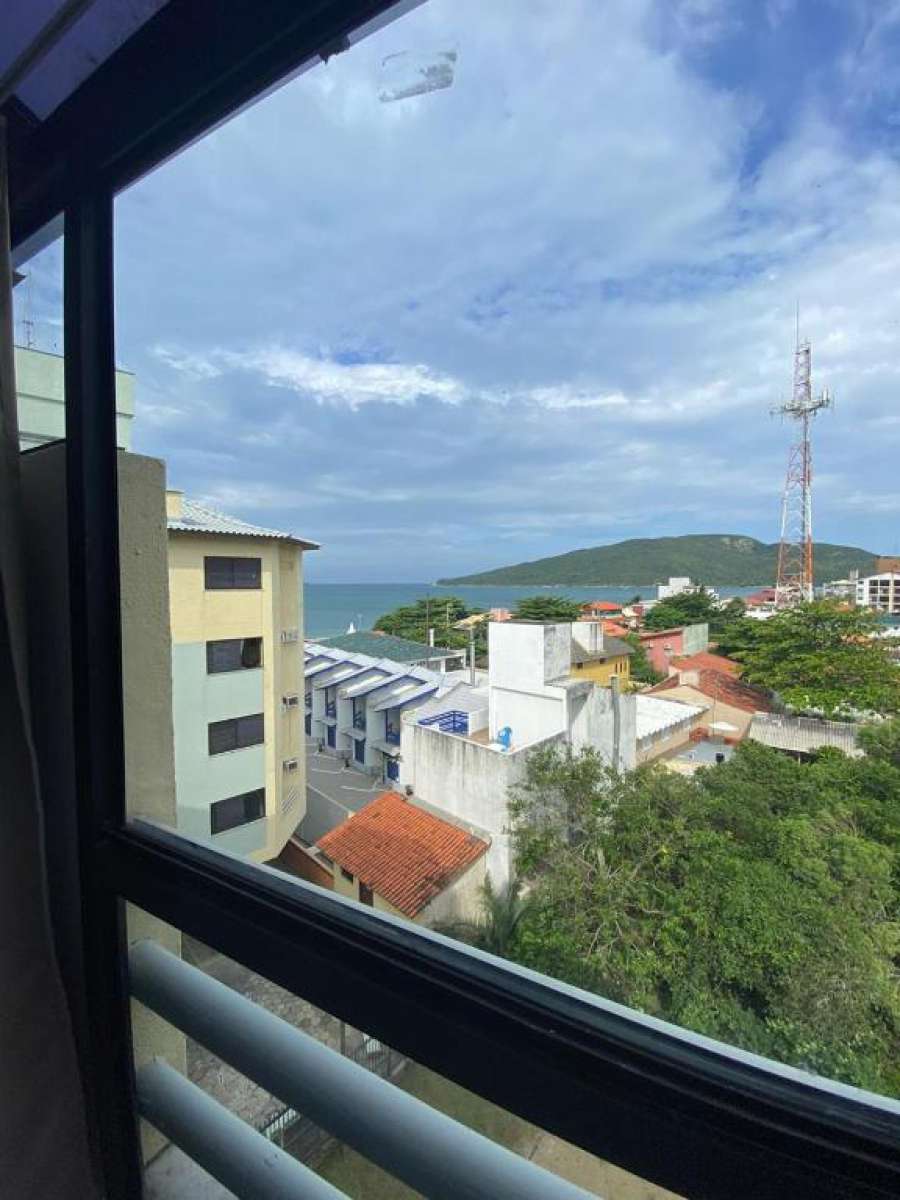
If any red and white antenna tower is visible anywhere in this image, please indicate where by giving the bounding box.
[772,313,832,607]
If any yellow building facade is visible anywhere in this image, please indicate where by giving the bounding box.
[570,636,633,686]
[166,491,317,862]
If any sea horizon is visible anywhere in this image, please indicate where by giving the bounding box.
[303,581,763,641]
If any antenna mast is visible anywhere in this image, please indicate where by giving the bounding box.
[773,319,831,607]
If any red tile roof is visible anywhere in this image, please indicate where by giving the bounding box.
[602,620,629,637]
[317,792,488,918]
[582,600,622,612]
[650,669,772,714]
[671,651,741,677]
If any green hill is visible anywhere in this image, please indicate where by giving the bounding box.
[437,534,877,588]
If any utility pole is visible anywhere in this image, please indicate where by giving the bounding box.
[773,314,831,607]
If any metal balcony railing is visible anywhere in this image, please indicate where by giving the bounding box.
[418,709,469,735]
[130,940,595,1200]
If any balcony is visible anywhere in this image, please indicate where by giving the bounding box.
[418,709,470,735]
[325,700,337,719]
[132,940,595,1200]
[353,710,366,731]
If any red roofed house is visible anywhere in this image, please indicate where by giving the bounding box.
[648,669,773,739]
[316,791,489,924]
[581,599,623,618]
[668,651,741,678]
[602,619,630,638]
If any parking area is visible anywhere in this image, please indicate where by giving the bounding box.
[298,742,386,843]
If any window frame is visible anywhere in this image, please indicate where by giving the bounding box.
[210,788,266,835]
[35,2,900,1198]
[204,555,262,591]
[208,712,265,756]
[206,637,263,674]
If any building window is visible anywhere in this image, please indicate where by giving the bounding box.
[210,787,265,834]
[208,712,265,755]
[204,555,262,590]
[206,637,262,673]
[360,882,374,906]
[340,867,354,882]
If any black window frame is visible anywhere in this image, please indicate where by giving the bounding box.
[208,713,264,756]
[210,788,266,835]
[206,637,263,674]
[22,2,900,1198]
[204,555,262,591]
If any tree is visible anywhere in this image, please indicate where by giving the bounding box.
[508,741,900,1095]
[624,632,664,684]
[373,596,484,652]
[858,717,900,768]
[436,877,532,958]
[513,595,582,622]
[736,601,900,716]
[643,587,718,631]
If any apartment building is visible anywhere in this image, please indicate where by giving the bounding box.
[305,641,446,781]
[856,572,900,615]
[14,343,134,449]
[167,491,318,861]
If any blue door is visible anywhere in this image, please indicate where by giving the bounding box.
[354,738,365,764]
[327,724,335,748]
[386,758,399,781]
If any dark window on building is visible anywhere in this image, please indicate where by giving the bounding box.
[340,867,354,882]
[210,787,265,834]
[359,882,374,906]
[204,556,262,590]
[208,713,265,755]
[206,637,263,673]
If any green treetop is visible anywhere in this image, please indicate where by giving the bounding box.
[512,595,583,622]
[735,600,900,717]
[507,737,900,1095]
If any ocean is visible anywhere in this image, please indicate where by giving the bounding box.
[303,582,761,640]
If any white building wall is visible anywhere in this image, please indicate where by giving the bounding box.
[399,720,564,888]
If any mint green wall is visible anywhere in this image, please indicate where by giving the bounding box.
[172,641,266,846]
[14,345,134,450]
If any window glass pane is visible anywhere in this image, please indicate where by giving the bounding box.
[211,788,265,834]
[208,719,238,756]
[207,639,242,673]
[233,557,262,589]
[237,713,265,748]
[115,0,900,1129]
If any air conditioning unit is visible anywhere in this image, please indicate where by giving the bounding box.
[283,758,299,773]
[280,628,299,644]
[282,693,300,710]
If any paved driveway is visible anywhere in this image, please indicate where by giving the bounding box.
[298,743,385,842]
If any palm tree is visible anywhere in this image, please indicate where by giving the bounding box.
[437,876,531,958]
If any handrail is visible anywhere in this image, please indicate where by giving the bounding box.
[138,1059,347,1200]
[130,940,597,1200]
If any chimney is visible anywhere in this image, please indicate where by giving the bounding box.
[165,489,184,519]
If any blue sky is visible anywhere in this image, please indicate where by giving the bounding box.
[20,0,900,580]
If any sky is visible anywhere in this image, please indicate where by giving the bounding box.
[18,0,900,581]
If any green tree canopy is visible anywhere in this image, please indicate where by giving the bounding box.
[513,595,582,622]
[735,600,900,716]
[643,587,718,630]
[508,740,900,1095]
[373,595,484,652]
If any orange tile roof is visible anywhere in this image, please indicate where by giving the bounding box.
[671,651,741,677]
[602,620,630,637]
[650,669,771,715]
[317,792,489,918]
